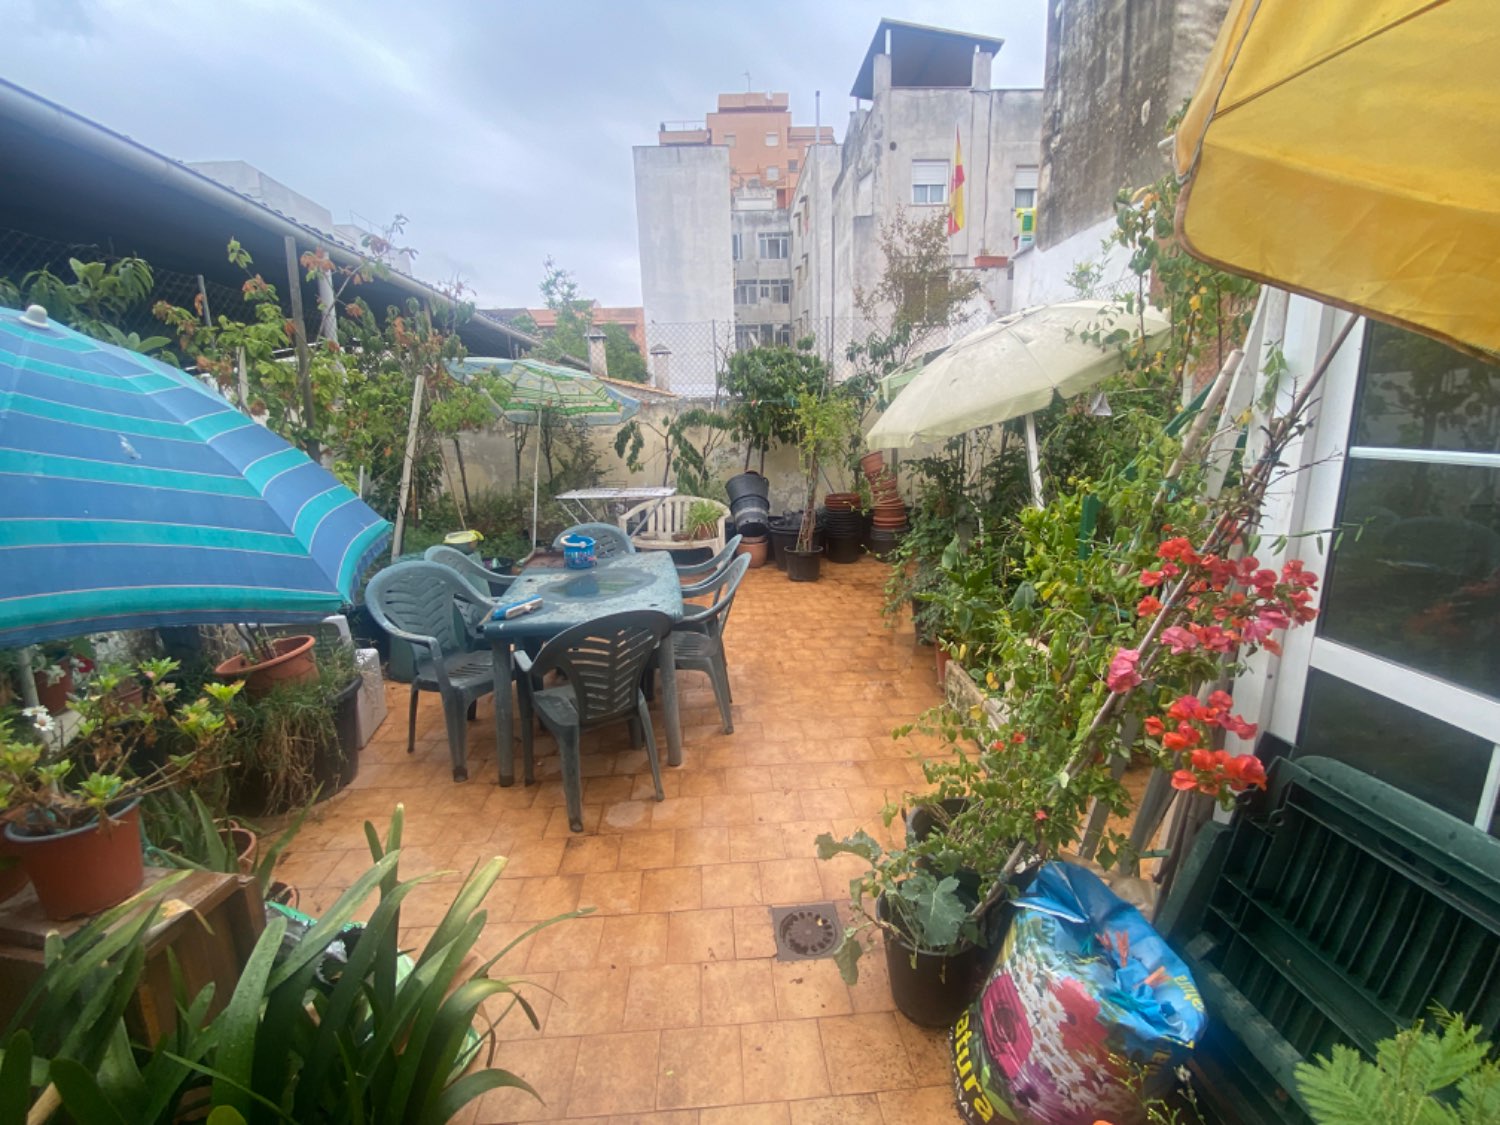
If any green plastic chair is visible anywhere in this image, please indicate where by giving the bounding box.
[365,561,502,782]
[553,523,635,559]
[423,545,515,597]
[515,610,671,832]
[676,534,743,586]
[671,553,750,734]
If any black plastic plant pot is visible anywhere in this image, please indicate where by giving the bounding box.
[825,533,863,564]
[877,893,992,1028]
[785,546,823,582]
[314,676,363,796]
[726,471,770,504]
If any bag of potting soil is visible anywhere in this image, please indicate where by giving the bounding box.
[951,861,1204,1125]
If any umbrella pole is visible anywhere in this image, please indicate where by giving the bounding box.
[532,411,542,551]
[1024,413,1045,509]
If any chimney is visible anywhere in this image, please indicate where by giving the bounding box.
[585,329,608,378]
[873,50,892,99]
[972,48,993,90]
[649,343,671,388]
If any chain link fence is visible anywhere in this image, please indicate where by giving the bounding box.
[641,307,993,400]
[0,224,276,342]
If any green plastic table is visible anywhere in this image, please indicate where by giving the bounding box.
[483,551,684,787]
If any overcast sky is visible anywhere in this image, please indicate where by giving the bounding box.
[0,0,1045,309]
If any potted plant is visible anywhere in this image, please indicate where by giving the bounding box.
[0,659,240,919]
[145,786,309,904]
[816,819,1024,1028]
[214,624,318,699]
[786,390,859,583]
[675,499,725,543]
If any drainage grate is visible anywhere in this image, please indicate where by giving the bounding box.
[770,903,841,962]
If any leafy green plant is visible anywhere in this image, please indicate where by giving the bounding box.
[791,390,860,552]
[0,805,585,1123]
[681,499,724,540]
[614,407,733,497]
[0,659,239,834]
[721,343,828,472]
[2,255,169,353]
[144,787,308,898]
[1296,1009,1500,1125]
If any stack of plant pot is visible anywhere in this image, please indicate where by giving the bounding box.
[861,451,909,560]
[726,471,771,567]
[822,492,865,564]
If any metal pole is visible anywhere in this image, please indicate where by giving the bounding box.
[282,236,319,462]
[195,274,213,326]
[1024,412,1044,508]
[390,373,426,562]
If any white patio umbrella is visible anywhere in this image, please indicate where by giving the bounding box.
[866,300,1172,506]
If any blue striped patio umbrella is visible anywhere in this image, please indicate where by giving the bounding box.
[0,305,391,648]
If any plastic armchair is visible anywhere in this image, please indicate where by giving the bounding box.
[515,610,671,832]
[365,561,502,781]
[424,545,515,597]
[553,523,635,559]
[676,535,743,588]
[669,554,750,734]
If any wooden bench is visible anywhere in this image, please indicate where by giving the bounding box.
[619,496,728,555]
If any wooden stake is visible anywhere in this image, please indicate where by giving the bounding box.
[390,373,426,562]
[282,236,319,462]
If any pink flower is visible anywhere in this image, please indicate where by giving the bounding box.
[1161,625,1199,654]
[1171,769,1199,791]
[1106,649,1142,693]
[1140,568,1165,588]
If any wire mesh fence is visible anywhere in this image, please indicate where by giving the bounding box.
[641,307,993,399]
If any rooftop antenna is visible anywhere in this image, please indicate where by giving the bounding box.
[744,70,752,91]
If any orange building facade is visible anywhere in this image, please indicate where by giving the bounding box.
[659,92,833,207]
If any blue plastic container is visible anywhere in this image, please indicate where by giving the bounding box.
[560,534,596,569]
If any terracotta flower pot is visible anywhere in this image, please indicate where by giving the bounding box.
[0,828,29,904]
[859,451,887,477]
[215,635,318,699]
[6,800,144,920]
[823,493,860,512]
[34,666,73,715]
[228,824,257,876]
[737,534,770,568]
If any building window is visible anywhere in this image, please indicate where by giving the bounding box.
[765,131,779,147]
[912,160,949,206]
[731,233,742,261]
[775,323,792,346]
[759,279,790,304]
[788,158,799,173]
[757,232,789,259]
[1292,320,1500,832]
[724,133,736,147]
[1014,187,1036,209]
[766,166,780,182]
[734,281,758,305]
[1014,165,1039,211]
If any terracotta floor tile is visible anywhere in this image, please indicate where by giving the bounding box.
[640,867,703,913]
[700,1103,790,1125]
[605,1112,699,1125]
[578,870,645,915]
[679,769,727,797]
[500,838,568,878]
[758,858,824,905]
[876,1086,961,1122]
[701,959,778,1025]
[700,862,763,908]
[798,789,855,821]
[560,834,623,874]
[601,800,656,833]
[787,1094,883,1125]
[843,945,896,1015]
[473,1035,579,1122]
[729,824,787,863]
[657,1024,743,1109]
[491,971,557,1041]
[596,913,670,968]
[700,793,757,826]
[632,771,681,801]
[665,908,737,963]
[816,1014,916,1095]
[772,958,855,1020]
[731,905,778,959]
[510,875,583,921]
[565,1030,661,1118]
[740,1019,831,1101]
[723,766,773,793]
[617,831,678,870]
[622,962,702,1030]
[751,790,804,824]
[673,826,731,866]
[525,915,606,973]
[583,775,636,805]
[650,796,704,829]
[542,803,603,837]
[895,1019,951,1083]
[543,964,630,1037]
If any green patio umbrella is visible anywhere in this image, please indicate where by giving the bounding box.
[446,357,640,547]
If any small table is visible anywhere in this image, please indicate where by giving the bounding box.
[554,485,675,526]
[484,551,685,787]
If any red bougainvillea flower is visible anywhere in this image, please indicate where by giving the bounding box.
[1140,568,1165,588]
[1144,716,1165,737]
[1137,595,1163,617]
[1171,769,1199,791]
[1158,537,1199,564]
[1163,723,1200,751]
[1011,731,1027,744]
[1190,747,1216,770]
[1161,625,1198,654]
[1106,649,1143,693]
[1035,809,1049,822]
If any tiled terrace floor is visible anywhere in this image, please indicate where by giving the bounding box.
[277,557,962,1124]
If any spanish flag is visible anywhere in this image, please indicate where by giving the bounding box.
[948,127,966,234]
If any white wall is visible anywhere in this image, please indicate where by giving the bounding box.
[1009,214,1130,309]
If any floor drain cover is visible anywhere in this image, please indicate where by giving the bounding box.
[771,903,841,961]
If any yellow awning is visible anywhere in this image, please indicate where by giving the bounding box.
[1174,0,1500,356]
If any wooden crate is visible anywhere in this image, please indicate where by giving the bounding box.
[0,867,265,1042]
